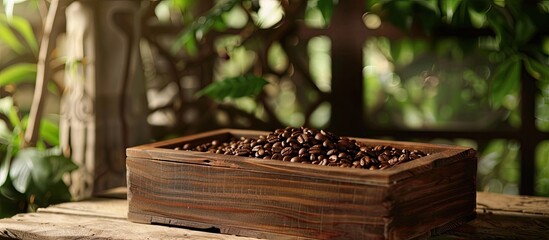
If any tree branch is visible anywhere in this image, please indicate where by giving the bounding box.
[24,0,66,147]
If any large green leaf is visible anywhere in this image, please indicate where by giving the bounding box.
[44,151,77,183]
[10,148,77,193]
[490,56,521,107]
[9,148,38,193]
[196,75,269,101]
[39,179,72,205]
[317,0,334,24]
[0,63,37,87]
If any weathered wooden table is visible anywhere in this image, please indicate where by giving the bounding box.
[1,188,548,239]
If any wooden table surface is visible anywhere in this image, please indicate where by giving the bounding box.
[1,188,548,240]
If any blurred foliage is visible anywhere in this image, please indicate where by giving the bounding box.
[367,0,549,108]
[0,97,77,218]
[478,139,520,194]
[362,0,548,196]
[536,141,549,196]
[0,0,77,218]
[195,75,268,101]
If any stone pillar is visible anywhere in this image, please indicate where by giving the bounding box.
[62,0,150,199]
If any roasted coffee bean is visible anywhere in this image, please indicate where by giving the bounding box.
[272,142,283,153]
[236,149,250,156]
[309,145,322,155]
[290,156,302,163]
[326,149,337,156]
[281,147,293,156]
[323,140,335,149]
[180,127,429,170]
[272,153,282,160]
[315,133,326,141]
[256,149,265,157]
[388,157,398,165]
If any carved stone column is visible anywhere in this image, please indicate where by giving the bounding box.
[62,0,149,199]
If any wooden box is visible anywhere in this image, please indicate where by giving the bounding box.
[126,129,477,239]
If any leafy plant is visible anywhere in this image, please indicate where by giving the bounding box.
[367,0,549,108]
[0,97,77,217]
[1,0,77,217]
[172,0,337,101]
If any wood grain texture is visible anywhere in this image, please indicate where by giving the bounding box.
[1,189,547,239]
[0,212,255,240]
[126,129,477,239]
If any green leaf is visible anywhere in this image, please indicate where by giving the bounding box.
[43,180,73,204]
[490,56,521,107]
[212,15,227,31]
[0,21,24,53]
[9,148,76,193]
[0,97,14,116]
[524,58,549,82]
[196,75,269,101]
[9,148,37,193]
[39,118,59,146]
[44,152,77,183]
[171,0,195,11]
[0,145,14,186]
[0,97,21,127]
[317,0,334,24]
[6,16,38,54]
[172,30,198,55]
[0,63,37,87]
[441,0,462,21]
[486,5,513,47]
[171,0,238,54]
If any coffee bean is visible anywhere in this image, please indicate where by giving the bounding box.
[315,133,326,141]
[290,156,302,163]
[180,127,429,170]
[281,147,293,156]
[309,145,322,155]
[327,149,337,156]
[323,140,334,149]
[272,153,282,160]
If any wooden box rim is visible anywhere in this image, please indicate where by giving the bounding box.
[127,128,476,185]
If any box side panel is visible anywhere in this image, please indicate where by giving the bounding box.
[127,157,390,239]
[386,156,477,239]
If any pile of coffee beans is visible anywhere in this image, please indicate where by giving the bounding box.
[177,127,429,170]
